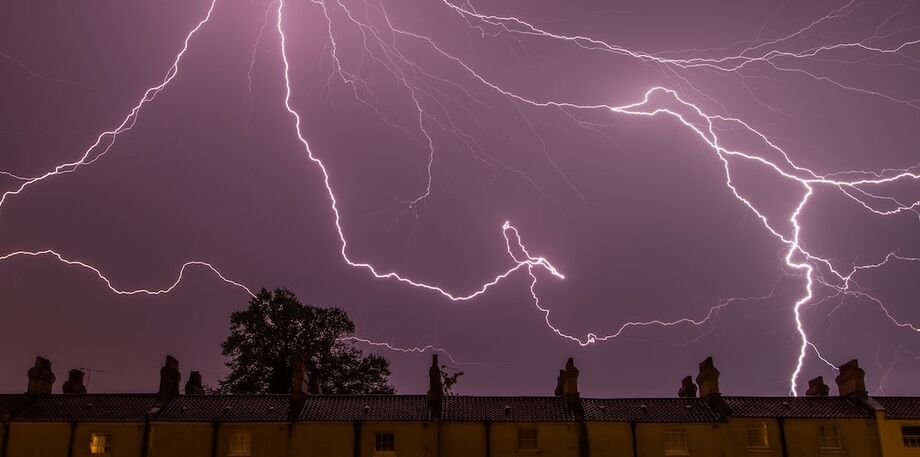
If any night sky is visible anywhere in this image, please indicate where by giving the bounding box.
[2,0,920,398]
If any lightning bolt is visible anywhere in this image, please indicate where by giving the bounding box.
[4,0,920,395]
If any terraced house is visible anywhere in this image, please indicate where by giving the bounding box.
[1,354,919,457]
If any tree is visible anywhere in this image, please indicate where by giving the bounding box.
[220,288,394,394]
[440,364,464,395]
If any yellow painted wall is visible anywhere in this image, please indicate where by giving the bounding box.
[147,422,213,457]
[878,417,920,457]
[723,418,783,456]
[215,423,289,457]
[585,422,633,457]
[635,422,727,457]
[291,422,354,457]
[5,422,72,457]
[71,423,146,457]
[359,421,435,457]
[784,418,879,456]
[440,422,485,457]
[489,422,578,456]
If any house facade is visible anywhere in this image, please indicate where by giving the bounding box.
[0,354,917,456]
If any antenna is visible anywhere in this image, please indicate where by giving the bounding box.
[79,367,107,390]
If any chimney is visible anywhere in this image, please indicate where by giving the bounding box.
[695,357,720,398]
[185,371,204,395]
[563,358,579,403]
[806,376,830,397]
[291,357,309,399]
[157,355,181,404]
[428,355,443,418]
[26,356,55,395]
[62,369,87,394]
[554,369,565,396]
[835,359,867,398]
[678,375,698,398]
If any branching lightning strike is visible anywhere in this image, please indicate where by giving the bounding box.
[3,0,920,394]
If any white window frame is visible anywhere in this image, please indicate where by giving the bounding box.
[903,426,920,448]
[227,430,252,457]
[516,427,539,452]
[745,422,770,450]
[818,423,842,451]
[664,429,690,456]
[89,432,112,456]
[374,431,396,454]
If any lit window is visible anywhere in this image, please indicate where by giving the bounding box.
[903,426,920,448]
[819,424,842,451]
[517,428,539,451]
[89,433,111,455]
[375,432,395,453]
[227,431,252,456]
[664,429,689,456]
[745,422,769,450]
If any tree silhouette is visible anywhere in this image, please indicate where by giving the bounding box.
[220,288,394,394]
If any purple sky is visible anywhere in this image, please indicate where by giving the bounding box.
[2,0,920,397]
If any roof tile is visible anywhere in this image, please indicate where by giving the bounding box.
[155,395,292,422]
[722,396,871,418]
[582,398,722,422]
[13,394,157,422]
[442,396,573,422]
[300,395,429,421]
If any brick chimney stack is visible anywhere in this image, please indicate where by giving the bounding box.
[554,369,565,397]
[696,357,721,398]
[157,355,181,404]
[26,356,55,395]
[678,375,698,398]
[563,358,580,403]
[62,369,87,394]
[806,376,830,397]
[835,359,867,398]
[185,371,204,395]
[428,355,443,419]
[291,357,309,399]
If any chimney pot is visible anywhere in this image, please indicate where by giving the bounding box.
[26,356,55,395]
[62,369,87,394]
[835,359,867,398]
[695,357,721,398]
[554,369,565,397]
[428,354,443,419]
[157,355,181,404]
[563,358,579,402]
[806,376,830,397]
[678,375,698,398]
[291,356,309,399]
[185,371,204,395]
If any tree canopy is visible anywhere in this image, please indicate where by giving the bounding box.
[220,288,394,394]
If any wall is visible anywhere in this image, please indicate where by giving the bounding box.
[441,422,486,457]
[489,422,579,456]
[634,422,727,457]
[5,422,72,457]
[585,422,633,457]
[147,422,213,457]
[784,418,879,457]
[291,422,353,457]
[878,417,920,457]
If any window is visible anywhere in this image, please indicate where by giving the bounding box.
[375,432,396,453]
[227,431,252,456]
[517,428,539,451]
[89,433,111,455]
[745,422,770,450]
[819,424,842,451]
[664,429,689,456]
[903,426,920,448]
